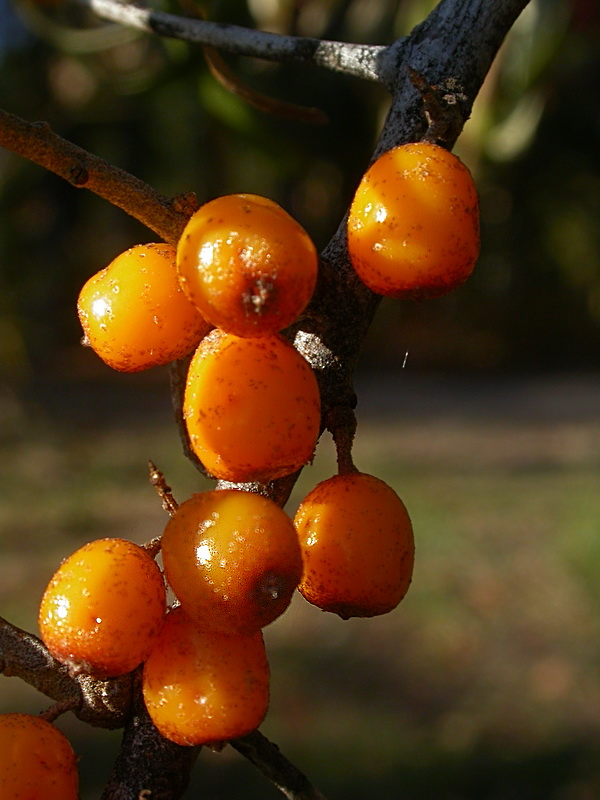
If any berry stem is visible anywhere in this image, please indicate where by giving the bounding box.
[326,405,358,475]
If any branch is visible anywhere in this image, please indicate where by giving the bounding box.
[0,617,131,729]
[100,674,200,800]
[0,108,197,244]
[76,0,388,82]
[376,0,531,152]
[218,0,532,510]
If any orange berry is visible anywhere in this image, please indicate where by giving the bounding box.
[142,606,269,746]
[294,472,414,619]
[177,194,318,337]
[77,242,211,372]
[0,713,79,800]
[183,328,321,482]
[161,489,302,635]
[347,142,480,299]
[39,538,166,678]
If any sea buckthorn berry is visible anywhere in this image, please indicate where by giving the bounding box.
[0,713,79,800]
[184,328,321,482]
[39,537,167,678]
[161,489,303,635]
[142,605,270,746]
[77,242,211,372]
[294,472,414,619]
[177,194,318,337]
[347,142,480,299]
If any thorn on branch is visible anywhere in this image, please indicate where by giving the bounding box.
[148,460,179,519]
[408,66,468,146]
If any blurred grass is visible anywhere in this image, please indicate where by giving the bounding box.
[1,370,600,799]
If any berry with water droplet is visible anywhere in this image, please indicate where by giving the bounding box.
[77,243,211,372]
[143,605,270,746]
[177,193,318,337]
[39,537,167,677]
[161,489,302,634]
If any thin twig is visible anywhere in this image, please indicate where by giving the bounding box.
[202,45,328,125]
[76,0,388,82]
[148,461,179,518]
[178,0,328,125]
[40,697,80,723]
[231,730,328,800]
[0,108,197,244]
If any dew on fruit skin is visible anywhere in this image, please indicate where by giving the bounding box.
[305,532,318,547]
[54,596,71,619]
[195,542,212,566]
[199,241,215,266]
[91,297,111,318]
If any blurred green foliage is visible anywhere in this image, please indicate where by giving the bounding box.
[0,0,599,378]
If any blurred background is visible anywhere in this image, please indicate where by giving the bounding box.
[1,0,599,798]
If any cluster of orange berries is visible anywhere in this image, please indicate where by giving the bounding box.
[3,142,479,793]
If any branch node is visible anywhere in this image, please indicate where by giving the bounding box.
[67,163,89,186]
[170,191,199,218]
